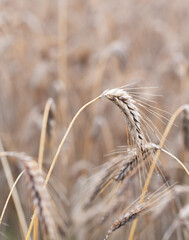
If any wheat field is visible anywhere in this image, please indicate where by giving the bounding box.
[0,0,189,239]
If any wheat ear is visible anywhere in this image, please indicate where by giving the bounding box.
[0,152,59,240]
[105,203,147,240]
[114,143,159,182]
[85,143,158,207]
[102,88,145,151]
[105,186,173,240]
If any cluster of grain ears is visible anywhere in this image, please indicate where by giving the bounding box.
[1,152,59,240]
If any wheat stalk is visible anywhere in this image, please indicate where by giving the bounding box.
[34,98,55,240]
[0,170,24,225]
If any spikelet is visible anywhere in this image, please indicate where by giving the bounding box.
[114,143,159,182]
[182,105,189,150]
[102,88,145,151]
[1,152,59,240]
[85,143,159,207]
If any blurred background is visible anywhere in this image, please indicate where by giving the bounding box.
[0,0,189,239]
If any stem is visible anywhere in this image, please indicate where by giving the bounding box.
[161,148,189,176]
[0,140,29,239]
[38,98,54,169]
[34,98,54,240]
[26,214,36,240]
[33,218,38,240]
[0,170,24,224]
[45,95,102,185]
[26,95,102,239]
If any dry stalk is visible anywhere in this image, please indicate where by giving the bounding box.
[0,170,24,225]
[27,95,102,239]
[34,98,55,240]
[0,139,29,239]
[38,98,55,169]
[102,88,145,151]
[45,95,102,186]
